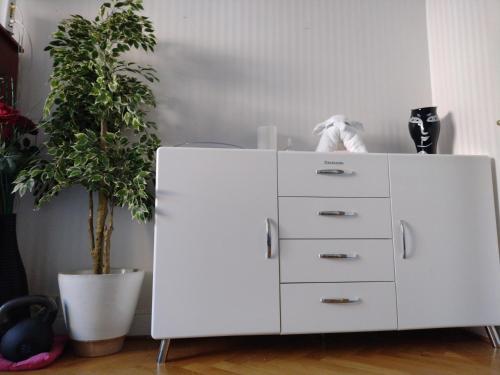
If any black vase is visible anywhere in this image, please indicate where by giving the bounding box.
[408,106,440,154]
[0,214,29,307]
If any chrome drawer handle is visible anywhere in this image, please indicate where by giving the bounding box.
[316,169,354,175]
[318,210,356,216]
[319,253,359,259]
[320,298,361,304]
[265,218,272,259]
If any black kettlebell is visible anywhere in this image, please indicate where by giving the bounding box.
[0,296,58,362]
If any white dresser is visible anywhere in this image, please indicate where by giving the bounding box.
[152,148,500,361]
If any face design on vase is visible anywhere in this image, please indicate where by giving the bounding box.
[409,113,439,153]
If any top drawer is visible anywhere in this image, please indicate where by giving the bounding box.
[278,152,389,197]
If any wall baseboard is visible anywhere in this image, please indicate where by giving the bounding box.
[129,313,152,336]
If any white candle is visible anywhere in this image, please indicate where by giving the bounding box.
[257,125,277,150]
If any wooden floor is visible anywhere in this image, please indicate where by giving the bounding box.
[31,329,500,374]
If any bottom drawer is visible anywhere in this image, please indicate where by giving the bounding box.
[280,282,397,334]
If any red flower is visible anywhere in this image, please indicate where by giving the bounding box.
[0,102,18,141]
[0,101,37,142]
[0,125,13,141]
[0,101,19,124]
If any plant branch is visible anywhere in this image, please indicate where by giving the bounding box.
[88,190,95,265]
[102,203,113,274]
[92,191,108,274]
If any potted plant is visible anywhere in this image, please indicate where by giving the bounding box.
[14,0,160,357]
[0,85,38,308]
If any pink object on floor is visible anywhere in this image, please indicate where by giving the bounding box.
[0,335,68,371]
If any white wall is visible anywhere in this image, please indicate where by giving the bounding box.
[426,0,500,157]
[14,0,432,334]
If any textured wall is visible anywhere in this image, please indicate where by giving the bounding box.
[426,0,500,157]
[14,0,431,334]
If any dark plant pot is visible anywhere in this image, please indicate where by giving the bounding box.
[0,214,29,307]
[409,106,441,154]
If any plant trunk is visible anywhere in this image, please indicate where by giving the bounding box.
[102,204,113,274]
[88,191,96,272]
[86,119,118,274]
[92,191,108,274]
[89,193,114,274]
[88,119,115,274]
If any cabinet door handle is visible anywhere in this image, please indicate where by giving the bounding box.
[319,253,358,259]
[316,169,354,175]
[320,297,361,304]
[400,219,407,259]
[318,210,356,216]
[265,218,272,259]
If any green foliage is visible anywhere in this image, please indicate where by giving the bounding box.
[14,0,160,222]
[0,132,38,215]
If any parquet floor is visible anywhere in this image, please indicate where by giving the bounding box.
[28,329,500,374]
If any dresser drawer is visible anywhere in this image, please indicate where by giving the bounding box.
[280,282,397,334]
[278,152,389,197]
[279,197,392,239]
[280,239,394,282]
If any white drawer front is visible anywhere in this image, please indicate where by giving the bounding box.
[278,152,389,197]
[281,282,397,334]
[279,197,392,239]
[280,239,394,283]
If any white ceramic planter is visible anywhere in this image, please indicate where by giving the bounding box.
[58,269,144,356]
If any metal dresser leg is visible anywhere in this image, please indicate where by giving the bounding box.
[485,326,500,349]
[157,339,172,363]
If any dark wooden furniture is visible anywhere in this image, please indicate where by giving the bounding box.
[0,24,21,102]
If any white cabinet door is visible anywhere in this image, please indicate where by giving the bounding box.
[152,148,280,339]
[389,155,500,329]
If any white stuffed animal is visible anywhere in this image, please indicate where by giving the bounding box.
[313,115,367,153]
